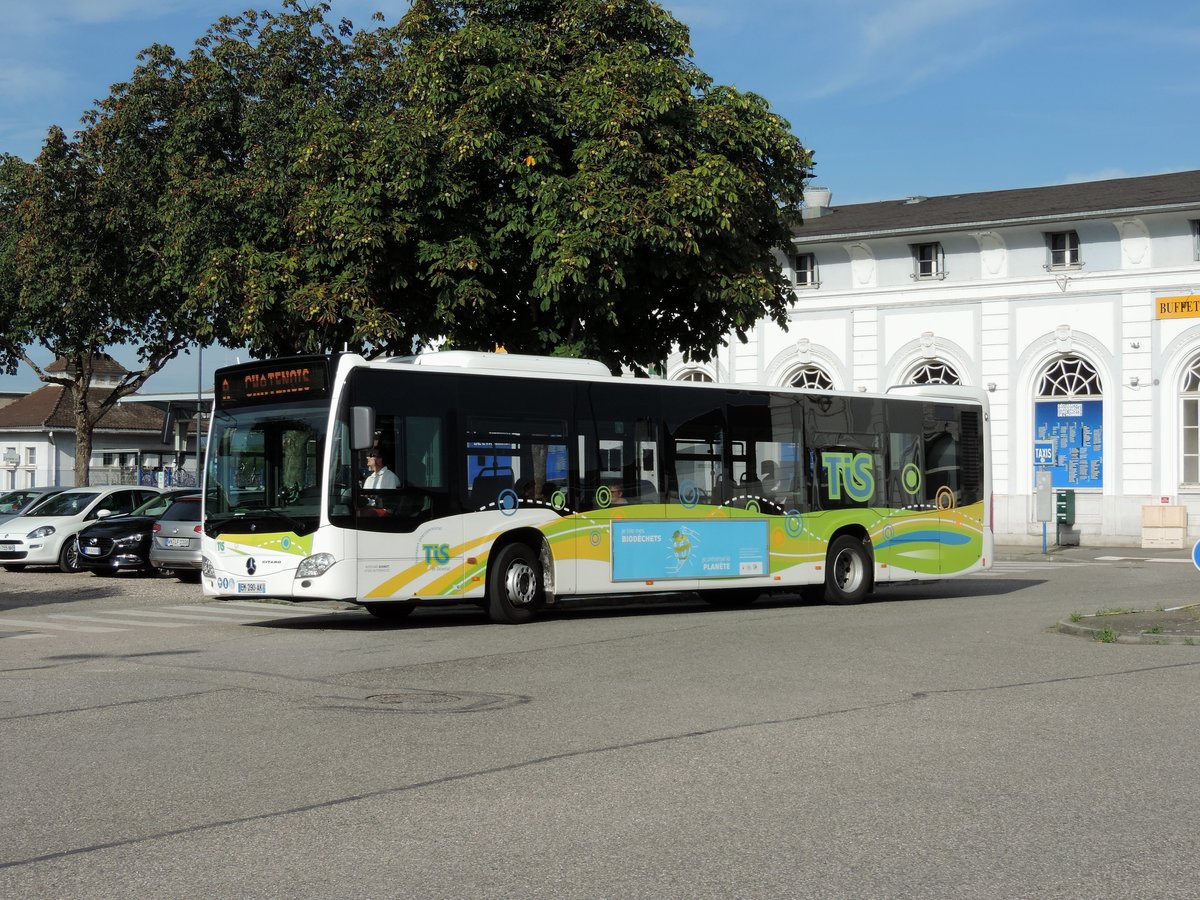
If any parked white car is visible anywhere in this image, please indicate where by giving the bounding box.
[0,486,163,573]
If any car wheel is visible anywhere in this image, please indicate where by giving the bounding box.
[59,538,82,574]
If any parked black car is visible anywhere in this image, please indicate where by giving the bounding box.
[75,489,196,575]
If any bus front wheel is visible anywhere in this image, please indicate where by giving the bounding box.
[825,535,871,604]
[488,543,541,625]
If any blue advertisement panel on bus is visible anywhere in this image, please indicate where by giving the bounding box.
[611,519,769,582]
[1033,399,1102,488]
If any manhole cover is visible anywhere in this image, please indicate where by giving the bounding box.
[366,689,530,713]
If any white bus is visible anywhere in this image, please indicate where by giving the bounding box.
[202,351,992,623]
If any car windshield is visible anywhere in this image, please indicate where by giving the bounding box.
[29,491,95,518]
[159,498,201,521]
[0,490,39,514]
[131,493,175,517]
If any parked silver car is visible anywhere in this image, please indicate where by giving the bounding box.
[148,494,203,582]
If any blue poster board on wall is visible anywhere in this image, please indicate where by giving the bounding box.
[1033,399,1103,488]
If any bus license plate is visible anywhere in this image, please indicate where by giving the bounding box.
[237,582,267,594]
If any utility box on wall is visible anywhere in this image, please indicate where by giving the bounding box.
[1055,490,1075,525]
[1142,505,1187,549]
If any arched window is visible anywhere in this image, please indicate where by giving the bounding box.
[1034,355,1103,489]
[676,370,713,383]
[1181,355,1200,483]
[789,366,833,390]
[906,361,961,385]
[1038,356,1101,396]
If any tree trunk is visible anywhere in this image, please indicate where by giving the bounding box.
[71,382,94,487]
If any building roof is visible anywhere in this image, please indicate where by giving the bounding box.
[44,353,129,377]
[0,384,164,433]
[791,169,1200,243]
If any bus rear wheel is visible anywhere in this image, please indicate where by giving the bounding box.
[488,543,541,625]
[825,535,871,604]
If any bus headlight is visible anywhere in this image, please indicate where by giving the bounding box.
[201,556,215,579]
[296,553,335,578]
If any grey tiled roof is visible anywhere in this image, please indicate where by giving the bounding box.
[791,169,1200,243]
[0,384,164,433]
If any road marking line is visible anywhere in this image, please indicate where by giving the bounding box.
[217,601,327,616]
[161,605,317,618]
[100,609,273,623]
[49,614,193,629]
[1094,556,1191,563]
[162,602,324,619]
[0,618,124,633]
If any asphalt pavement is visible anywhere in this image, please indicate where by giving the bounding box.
[998,541,1200,644]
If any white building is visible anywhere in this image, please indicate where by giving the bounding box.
[667,170,1200,546]
[0,355,205,489]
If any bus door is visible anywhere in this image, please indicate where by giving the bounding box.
[922,403,983,575]
[884,400,969,576]
[578,383,667,593]
[345,373,459,603]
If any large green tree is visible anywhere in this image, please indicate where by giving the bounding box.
[0,74,217,486]
[107,0,812,372]
[377,0,813,371]
[1,0,812,470]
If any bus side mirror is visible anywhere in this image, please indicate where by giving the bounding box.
[351,406,375,451]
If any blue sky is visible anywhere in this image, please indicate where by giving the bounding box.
[2,0,1198,392]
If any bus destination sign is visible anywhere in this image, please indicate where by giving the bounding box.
[217,359,330,407]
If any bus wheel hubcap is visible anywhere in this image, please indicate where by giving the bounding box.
[835,550,862,591]
[505,561,537,606]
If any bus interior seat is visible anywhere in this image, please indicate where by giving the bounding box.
[635,479,658,503]
[712,474,732,505]
[471,470,514,507]
[740,472,763,497]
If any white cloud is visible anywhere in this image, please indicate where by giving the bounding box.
[807,0,1028,100]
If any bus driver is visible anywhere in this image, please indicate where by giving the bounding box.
[363,446,400,490]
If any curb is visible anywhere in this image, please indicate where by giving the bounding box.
[1056,617,1200,646]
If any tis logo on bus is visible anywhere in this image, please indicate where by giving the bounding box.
[422,544,451,566]
[822,452,875,502]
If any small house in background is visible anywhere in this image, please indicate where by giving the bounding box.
[0,354,203,489]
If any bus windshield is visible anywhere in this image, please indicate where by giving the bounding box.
[205,399,328,535]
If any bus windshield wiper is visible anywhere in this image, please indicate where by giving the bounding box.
[206,508,312,537]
